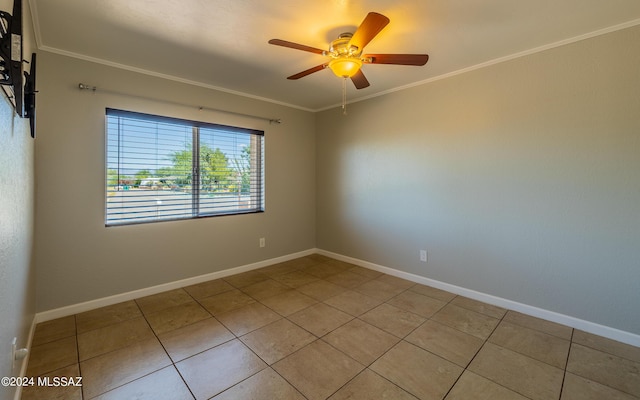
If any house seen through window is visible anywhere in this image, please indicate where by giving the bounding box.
[105,108,264,226]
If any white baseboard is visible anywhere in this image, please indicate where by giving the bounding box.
[34,247,640,348]
[317,249,640,348]
[35,249,315,323]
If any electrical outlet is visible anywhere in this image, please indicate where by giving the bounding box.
[420,250,428,263]
[10,337,28,371]
[259,237,265,248]
[11,337,16,370]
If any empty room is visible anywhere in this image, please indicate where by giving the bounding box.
[1,0,639,399]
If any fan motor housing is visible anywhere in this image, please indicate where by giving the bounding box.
[329,33,362,57]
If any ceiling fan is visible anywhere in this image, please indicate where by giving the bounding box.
[268,12,429,90]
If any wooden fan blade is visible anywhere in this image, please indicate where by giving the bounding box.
[268,39,325,55]
[287,64,328,80]
[364,54,429,66]
[350,69,370,89]
[349,12,390,51]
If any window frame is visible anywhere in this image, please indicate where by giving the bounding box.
[105,108,264,226]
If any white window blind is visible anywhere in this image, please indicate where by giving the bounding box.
[106,109,264,226]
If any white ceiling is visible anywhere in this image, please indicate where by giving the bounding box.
[28,0,640,111]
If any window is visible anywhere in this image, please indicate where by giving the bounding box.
[106,109,264,226]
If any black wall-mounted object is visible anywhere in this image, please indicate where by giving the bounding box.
[1,0,36,138]
[24,52,36,138]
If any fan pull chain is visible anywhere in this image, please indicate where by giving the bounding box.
[342,77,347,115]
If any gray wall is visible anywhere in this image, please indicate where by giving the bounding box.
[0,1,36,398]
[34,53,316,311]
[316,26,640,335]
[0,69,36,400]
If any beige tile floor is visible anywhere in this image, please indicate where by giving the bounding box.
[22,254,640,400]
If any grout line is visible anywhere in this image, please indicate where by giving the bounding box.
[432,296,505,400]
[73,314,85,400]
[136,299,195,399]
[83,302,170,399]
[557,329,576,400]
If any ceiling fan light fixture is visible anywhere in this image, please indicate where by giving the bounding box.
[268,11,428,113]
[328,57,363,78]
